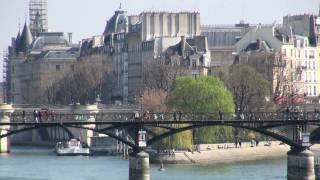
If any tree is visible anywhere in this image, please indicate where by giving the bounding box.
[165,76,235,146]
[141,89,167,112]
[142,59,191,92]
[39,54,112,105]
[213,64,271,113]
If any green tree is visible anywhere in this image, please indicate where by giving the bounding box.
[163,76,235,147]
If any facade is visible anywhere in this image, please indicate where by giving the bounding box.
[7,30,79,104]
[201,22,250,67]
[81,8,210,104]
[283,14,318,46]
[234,24,320,102]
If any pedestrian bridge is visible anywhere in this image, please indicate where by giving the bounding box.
[0,103,319,180]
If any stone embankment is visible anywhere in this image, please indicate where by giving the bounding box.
[149,141,290,164]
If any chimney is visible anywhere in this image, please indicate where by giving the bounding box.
[68,32,73,44]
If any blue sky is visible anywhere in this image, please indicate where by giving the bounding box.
[0,0,319,81]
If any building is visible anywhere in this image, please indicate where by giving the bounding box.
[81,8,211,104]
[201,21,250,67]
[283,14,318,46]
[234,23,319,103]
[7,29,79,104]
[6,0,79,104]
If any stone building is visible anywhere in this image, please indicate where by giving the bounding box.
[81,8,210,104]
[7,28,79,104]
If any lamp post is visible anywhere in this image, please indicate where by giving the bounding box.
[140,95,143,121]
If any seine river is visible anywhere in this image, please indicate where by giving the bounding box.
[0,147,286,180]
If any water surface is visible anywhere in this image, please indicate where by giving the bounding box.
[0,147,286,180]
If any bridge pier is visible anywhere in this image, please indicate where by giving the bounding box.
[71,104,99,146]
[129,150,150,180]
[0,103,14,153]
[287,147,315,180]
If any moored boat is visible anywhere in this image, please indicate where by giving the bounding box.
[55,139,90,156]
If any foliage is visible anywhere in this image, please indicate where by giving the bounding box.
[163,76,235,146]
[167,76,234,113]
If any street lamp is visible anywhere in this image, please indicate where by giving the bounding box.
[140,95,143,121]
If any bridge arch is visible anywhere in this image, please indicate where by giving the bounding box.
[0,124,136,148]
[147,123,300,147]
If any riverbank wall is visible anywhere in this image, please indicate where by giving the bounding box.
[150,141,290,164]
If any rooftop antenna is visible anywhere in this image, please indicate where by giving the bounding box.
[119,2,122,10]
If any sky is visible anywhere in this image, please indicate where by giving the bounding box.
[0,0,319,81]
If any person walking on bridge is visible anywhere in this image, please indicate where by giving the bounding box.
[33,110,38,123]
[219,110,223,120]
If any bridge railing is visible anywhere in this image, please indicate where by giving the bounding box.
[7,111,320,123]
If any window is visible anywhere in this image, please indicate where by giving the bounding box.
[305,72,308,82]
[309,50,315,59]
[310,86,312,96]
[11,83,14,92]
[291,49,293,56]
[56,65,61,71]
[309,72,311,82]
[313,61,316,70]
[305,50,308,59]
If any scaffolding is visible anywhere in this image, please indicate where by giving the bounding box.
[2,50,9,103]
[29,0,48,37]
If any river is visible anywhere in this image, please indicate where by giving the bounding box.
[0,147,287,180]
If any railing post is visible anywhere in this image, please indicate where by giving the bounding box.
[0,103,14,153]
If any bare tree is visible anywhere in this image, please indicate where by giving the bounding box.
[213,64,271,113]
[142,59,191,92]
[39,54,112,105]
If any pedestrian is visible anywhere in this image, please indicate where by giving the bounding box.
[251,139,255,147]
[134,111,139,121]
[38,110,42,122]
[173,112,177,121]
[34,110,38,123]
[22,110,26,122]
[240,113,244,120]
[239,140,242,148]
[256,139,259,146]
[235,139,238,148]
[219,110,223,120]
[178,111,182,121]
[285,107,290,120]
